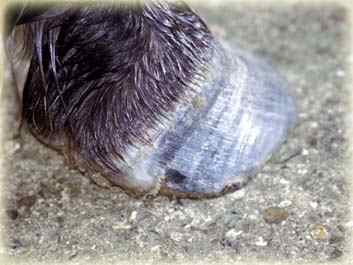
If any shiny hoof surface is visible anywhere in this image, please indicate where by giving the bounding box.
[117,42,297,199]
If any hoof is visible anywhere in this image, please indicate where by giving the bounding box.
[115,41,297,198]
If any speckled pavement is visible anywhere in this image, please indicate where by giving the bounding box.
[0,1,351,264]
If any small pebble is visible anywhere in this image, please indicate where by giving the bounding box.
[311,224,329,240]
[129,211,138,222]
[263,207,289,224]
[225,229,243,241]
[112,222,131,230]
[279,179,290,185]
[298,168,308,175]
[254,236,268,247]
[309,201,318,209]
[279,200,292,207]
[301,148,309,156]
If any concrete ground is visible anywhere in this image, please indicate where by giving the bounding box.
[1,1,351,264]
